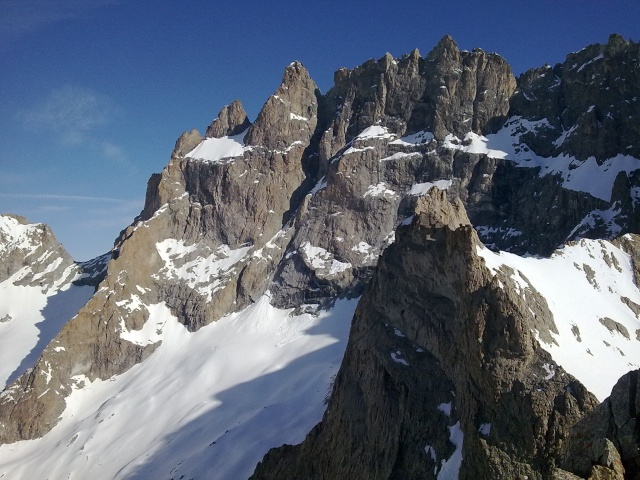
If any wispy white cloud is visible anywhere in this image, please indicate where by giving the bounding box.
[0,193,139,203]
[20,85,116,145]
[0,0,119,45]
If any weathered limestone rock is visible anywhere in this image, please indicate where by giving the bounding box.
[511,34,640,162]
[205,99,251,138]
[245,61,319,151]
[171,128,202,158]
[560,369,639,479]
[252,190,598,479]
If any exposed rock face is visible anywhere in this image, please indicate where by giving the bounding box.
[245,61,319,150]
[560,369,640,479]
[252,190,599,479]
[171,128,202,158]
[317,35,516,175]
[0,215,108,441]
[0,214,106,289]
[511,34,640,162]
[1,36,639,476]
[0,214,75,287]
[205,99,251,138]
[0,61,320,442]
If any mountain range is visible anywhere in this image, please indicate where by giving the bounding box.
[1,34,639,479]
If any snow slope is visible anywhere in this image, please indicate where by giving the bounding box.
[0,295,357,480]
[186,130,248,162]
[478,236,640,401]
[0,216,95,389]
[0,276,93,389]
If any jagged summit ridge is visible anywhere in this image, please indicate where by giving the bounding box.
[0,34,639,480]
[205,99,251,139]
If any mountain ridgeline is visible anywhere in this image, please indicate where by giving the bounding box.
[1,34,640,479]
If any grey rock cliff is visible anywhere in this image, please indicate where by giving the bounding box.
[245,61,319,150]
[0,60,320,442]
[511,34,640,162]
[252,190,598,479]
[205,99,251,138]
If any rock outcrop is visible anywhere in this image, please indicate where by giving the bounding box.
[252,190,600,479]
[205,99,251,138]
[559,369,639,479]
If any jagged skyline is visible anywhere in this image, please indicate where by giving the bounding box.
[1,0,639,260]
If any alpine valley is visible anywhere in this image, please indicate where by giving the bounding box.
[1,34,640,479]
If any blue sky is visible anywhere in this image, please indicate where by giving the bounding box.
[1,0,639,261]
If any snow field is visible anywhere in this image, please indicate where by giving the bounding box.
[477,238,640,401]
[0,295,358,480]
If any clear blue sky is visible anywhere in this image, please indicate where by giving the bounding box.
[1,0,639,261]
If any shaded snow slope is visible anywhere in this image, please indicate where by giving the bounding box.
[477,236,640,401]
[0,215,96,389]
[0,295,357,480]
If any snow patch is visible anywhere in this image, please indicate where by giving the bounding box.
[155,239,252,301]
[437,422,464,480]
[409,180,452,196]
[485,117,640,202]
[479,423,491,436]
[443,132,508,159]
[355,125,395,140]
[363,182,397,198]
[437,402,452,417]
[300,242,351,276]
[390,130,434,146]
[186,130,248,162]
[390,351,409,366]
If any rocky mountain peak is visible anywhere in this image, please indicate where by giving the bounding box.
[2,35,640,479]
[171,128,202,158]
[252,189,602,479]
[427,33,460,64]
[205,99,251,139]
[245,61,319,150]
[414,188,470,231]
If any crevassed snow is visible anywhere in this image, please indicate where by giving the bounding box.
[409,180,452,196]
[483,117,640,202]
[477,239,640,401]
[0,295,359,480]
[186,130,247,162]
